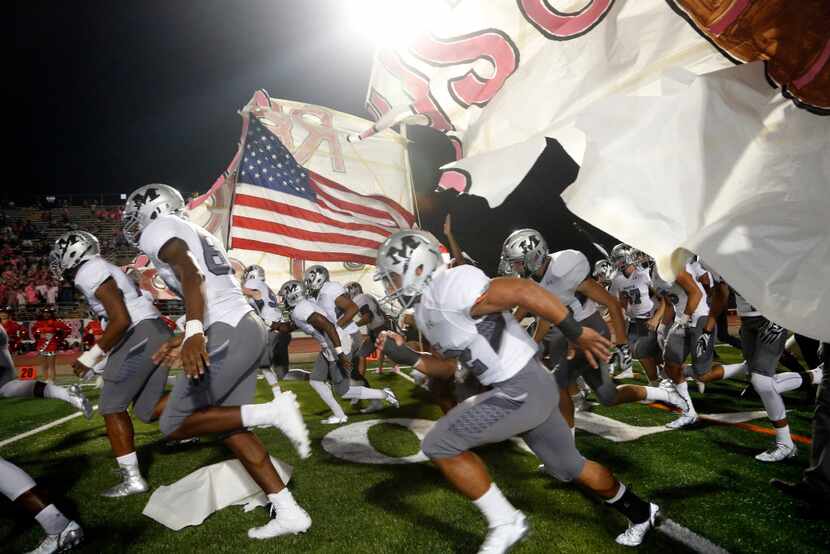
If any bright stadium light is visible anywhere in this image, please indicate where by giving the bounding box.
[345,0,449,48]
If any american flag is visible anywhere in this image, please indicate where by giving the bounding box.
[229,117,415,264]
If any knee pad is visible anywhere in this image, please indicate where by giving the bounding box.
[595,382,617,406]
[420,428,460,460]
[750,373,787,421]
[771,372,803,393]
[0,379,37,398]
[0,457,36,501]
[542,452,586,483]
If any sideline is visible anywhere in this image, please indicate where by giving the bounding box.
[0,404,99,449]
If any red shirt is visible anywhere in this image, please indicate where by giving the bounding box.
[31,319,70,353]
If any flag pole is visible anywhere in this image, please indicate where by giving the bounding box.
[400,123,421,228]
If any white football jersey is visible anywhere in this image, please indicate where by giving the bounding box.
[353,293,386,331]
[653,261,709,324]
[735,292,761,318]
[244,278,282,325]
[139,215,251,328]
[291,298,351,360]
[415,265,537,386]
[536,250,596,321]
[74,255,159,330]
[610,267,654,318]
[314,281,359,335]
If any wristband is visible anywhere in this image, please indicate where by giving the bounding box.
[78,344,106,367]
[556,313,583,342]
[334,346,344,355]
[382,339,422,366]
[185,320,205,341]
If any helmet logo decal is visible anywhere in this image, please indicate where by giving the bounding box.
[386,235,421,265]
[519,235,540,254]
[132,187,160,208]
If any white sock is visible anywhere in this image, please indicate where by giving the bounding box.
[806,367,823,385]
[774,425,794,447]
[35,504,69,536]
[472,484,518,528]
[116,452,138,468]
[309,381,346,418]
[241,403,272,427]
[674,381,696,415]
[42,383,71,403]
[267,488,300,513]
[342,386,384,401]
[262,369,279,388]
[0,379,37,398]
[644,386,669,403]
[722,362,748,380]
[605,482,626,504]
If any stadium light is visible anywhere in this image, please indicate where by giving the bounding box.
[345,0,449,48]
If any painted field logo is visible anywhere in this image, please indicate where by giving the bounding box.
[321,418,435,464]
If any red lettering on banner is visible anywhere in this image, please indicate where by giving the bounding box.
[376,49,454,132]
[519,0,615,40]
[410,30,520,108]
[291,107,346,174]
[366,88,392,121]
[263,101,295,150]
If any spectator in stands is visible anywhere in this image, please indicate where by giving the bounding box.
[25,283,38,305]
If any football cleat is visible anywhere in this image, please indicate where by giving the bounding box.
[382,387,399,408]
[266,391,311,459]
[614,368,635,380]
[755,442,797,463]
[477,511,529,554]
[26,520,84,554]
[664,388,689,412]
[572,392,590,413]
[248,504,311,539]
[101,466,149,498]
[320,414,348,425]
[66,385,94,419]
[665,412,698,429]
[615,502,659,547]
[359,399,384,414]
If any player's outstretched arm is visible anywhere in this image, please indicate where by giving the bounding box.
[334,294,359,329]
[309,312,351,370]
[577,277,628,345]
[73,278,132,377]
[376,331,456,379]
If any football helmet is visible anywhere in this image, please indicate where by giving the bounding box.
[374,230,442,313]
[609,243,634,271]
[593,259,614,286]
[345,281,363,299]
[244,264,266,282]
[122,183,185,246]
[499,229,548,278]
[303,265,329,297]
[49,231,100,281]
[278,280,306,310]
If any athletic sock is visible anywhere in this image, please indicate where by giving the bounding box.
[42,383,71,403]
[35,504,70,536]
[644,386,670,403]
[116,452,139,469]
[722,362,748,380]
[674,381,696,414]
[342,386,384,401]
[605,482,651,524]
[241,403,273,427]
[267,488,301,514]
[472,484,519,528]
[309,381,346,418]
[262,369,280,392]
[774,425,794,448]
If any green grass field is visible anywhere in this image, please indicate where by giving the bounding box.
[2,348,828,553]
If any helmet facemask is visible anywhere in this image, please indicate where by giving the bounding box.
[374,231,442,317]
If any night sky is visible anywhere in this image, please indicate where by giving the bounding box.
[14,0,615,274]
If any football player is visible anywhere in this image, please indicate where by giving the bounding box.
[1,326,92,417]
[278,280,398,424]
[49,230,175,497]
[242,264,287,395]
[0,306,26,354]
[123,183,311,539]
[346,281,391,412]
[1,457,83,553]
[375,230,659,551]
[500,230,686,431]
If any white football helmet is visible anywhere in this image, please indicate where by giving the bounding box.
[374,230,443,313]
[49,231,100,281]
[278,280,306,310]
[593,259,614,286]
[244,264,266,282]
[122,183,185,246]
[500,228,548,277]
[303,265,330,297]
[610,243,634,271]
[345,281,363,299]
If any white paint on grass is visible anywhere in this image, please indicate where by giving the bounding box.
[658,518,730,554]
[321,418,434,464]
[0,404,99,448]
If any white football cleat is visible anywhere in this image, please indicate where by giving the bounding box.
[572,392,590,413]
[477,511,529,554]
[614,368,635,380]
[382,387,399,408]
[320,414,348,425]
[755,442,797,463]
[615,502,659,547]
[26,520,84,554]
[66,385,93,420]
[101,466,149,498]
[664,388,689,412]
[359,399,384,414]
[265,391,311,459]
[248,504,311,540]
[665,412,698,429]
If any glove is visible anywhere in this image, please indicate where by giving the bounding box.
[612,344,632,372]
[695,330,713,359]
[759,321,786,345]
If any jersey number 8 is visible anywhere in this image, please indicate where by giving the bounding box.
[199,235,232,276]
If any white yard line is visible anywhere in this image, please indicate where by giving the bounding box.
[389,368,731,553]
[0,404,98,449]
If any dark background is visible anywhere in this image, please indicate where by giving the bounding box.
[13,0,615,274]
